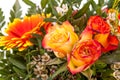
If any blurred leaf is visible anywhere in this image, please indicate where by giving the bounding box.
[50,63,67,79]
[96,6,102,15]
[44,18,57,22]
[91,0,102,15]
[26,7,37,16]
[9,0,22,22]
[95,60,107,69]
[72,14,87,30]
[23,0,38,16]
[0,69,10,75]
[0,8,5,30]
[73,1,91,19]
[32,34,42,49]
[22,0,36,8]
[12,76,19,80]
[41,0,48,9]
[13,67,26,78]
[66,7,72,19]
[49,0,59,17]
[106,0,114,8]
[0,52,4,60]
[100,49,120,64]
[46,58,64,65]
[8,57,26,70]
[13,0,21,11]
[81,68,93,80]
[0,78,5,80]
[98,0,104,7]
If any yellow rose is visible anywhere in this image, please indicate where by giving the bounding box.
[42,21,78,58]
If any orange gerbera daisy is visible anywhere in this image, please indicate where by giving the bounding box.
[0,14,51,51]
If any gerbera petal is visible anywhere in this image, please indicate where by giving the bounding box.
[0,14,51,51]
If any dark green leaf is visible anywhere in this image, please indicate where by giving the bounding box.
[8,57,26,70]
[73,1,91,19]
[95,60,107,69]
[0,69,10,75]
[0,52,4,60]
[106,0,114,8]
[44,18,57,22]
[66,7,72,19]
[96,6,102,15]
[49,0,59,17]
[91,0,97,11]
[41,0,48,9]
[13,67,26,78]
[98,0,104,7]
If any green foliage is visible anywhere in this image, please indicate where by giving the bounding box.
[73,0,91,19]
[23,0,41,16]
[41,0,48,9]
[9,0,22,22]
[0,8,5,31]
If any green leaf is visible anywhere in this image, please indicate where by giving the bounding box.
[91,0,97,11]
[8,57,26,70]
[49,0,59,17]
[46,58,64,65]
[98,0,104,7]
[81,68,93,80]
[100,49,120,64]
[66,7,72,19]
[0,52,4,60]
[0,8,5,29]
[0,69,9,75]
[44,18,57,22]
[41,0,48,9]
[9,0,22,22]
[50,63,67,79]
[23,0,36,8]
[72,15,87,31]
[13,67,26,78]
[95,60,107,69]
[106,0,114,8]
[13,0,21,11]
[73,1,91,19]
[0,78,5,80]
[32,33,42,49]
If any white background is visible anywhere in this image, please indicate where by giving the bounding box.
[0,0,98,23]
[0,0,40,22]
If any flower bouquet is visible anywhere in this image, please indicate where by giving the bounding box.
[0,0,120,80]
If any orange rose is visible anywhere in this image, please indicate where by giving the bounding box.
[87,15,119,52]
[87,15,110,33]
[102,35,119,52]
[42,21,78,58]
[67,39,101,75]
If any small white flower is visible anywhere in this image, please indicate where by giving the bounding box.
[62,4,68,13]
[113,70,120,80]
[56,4,68,16]
[108,12,116,21]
